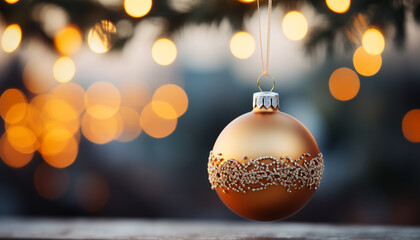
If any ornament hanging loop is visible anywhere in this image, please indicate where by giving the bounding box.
[257,73,275,93]
[256,0,275,92]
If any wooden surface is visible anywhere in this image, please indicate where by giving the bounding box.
[0,218,419,239]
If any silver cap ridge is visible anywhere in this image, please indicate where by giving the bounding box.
[253,92,279,109]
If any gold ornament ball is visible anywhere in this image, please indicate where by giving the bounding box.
[208,92,324,222]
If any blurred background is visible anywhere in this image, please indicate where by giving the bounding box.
[0,0,419,225]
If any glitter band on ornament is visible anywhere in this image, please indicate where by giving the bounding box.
[208,151,324,193]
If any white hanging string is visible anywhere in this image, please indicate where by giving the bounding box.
[257,0,272,76]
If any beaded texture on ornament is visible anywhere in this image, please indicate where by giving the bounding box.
[208,151,324,193]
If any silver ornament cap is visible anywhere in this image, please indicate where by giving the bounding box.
[253,91,279,109]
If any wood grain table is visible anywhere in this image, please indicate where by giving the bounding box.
[0,218,419,239]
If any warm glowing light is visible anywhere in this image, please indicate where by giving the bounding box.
[0,89,26,116]
[0,88,27,124]
[152,84,188,119]
[117,107,142,142]
[229,31,255,59]
[54,25,82,56]
[34,163,69,200]
[85,81,121,119]
[151,38,177,66]
[282,11,308,41]
[124,0,152,18]
[402,109,420,143]
[41,128,73,156]
[81,113,122,144]
[329,67,360,101]
[10,104,44,137]
[0,134,33,168]
[26,106,43,137]
[326,0,351,13]
[6,125,38,153]
[30,94,52,114]
[30,94,60,133]
[23,60,57,94]
[151,101,177,119]
[1,24,22,53]
[353,46,382,77]
[88,20,116,54]
[140,103,177,138]
[5,0,20,4]
[43,118,80,136]
[43,97,78,122]
[51,82,85,115]
[42,134,78,168]
[362,28,385,55]
[53,57,76,83]
[346,13,368,45]
[76,172,110,212]
[33,94,80,137]
[238,0,255,3]
[32,94,80,137]
[120,81,151,112]
[5,103,27,124]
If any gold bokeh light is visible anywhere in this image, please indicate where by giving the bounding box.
[81,112,123,144]
[1,24,22,53]
[0,80,89,169]
[88,20,116,54]
[6,125,38,154]
[42,97,78,123]
[282,11,308,41]
[5,103,27,124]
[326,0,351,14]
[51,82,85,115]
[346,13,368,45]
[124,0,152,18]
[329,67,360,101]
[53,57,76,83]
[151,38,177,66]
[40,128,73,156]
[43,118,80,137]
[353,46,382,77]
[85,81,121,119]
[152,84,188,119]
[151,101,178,120]
[140,103,177,138]
[0,134,33,168]
[42,134,78,168]
[362,28,385,55]
[9,104,44,138]
[0,88,27,124]
[54,25,82,56]
[230,31,256,60]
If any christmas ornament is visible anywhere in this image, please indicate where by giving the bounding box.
[208,91,324,221]
[207,0,324,222]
